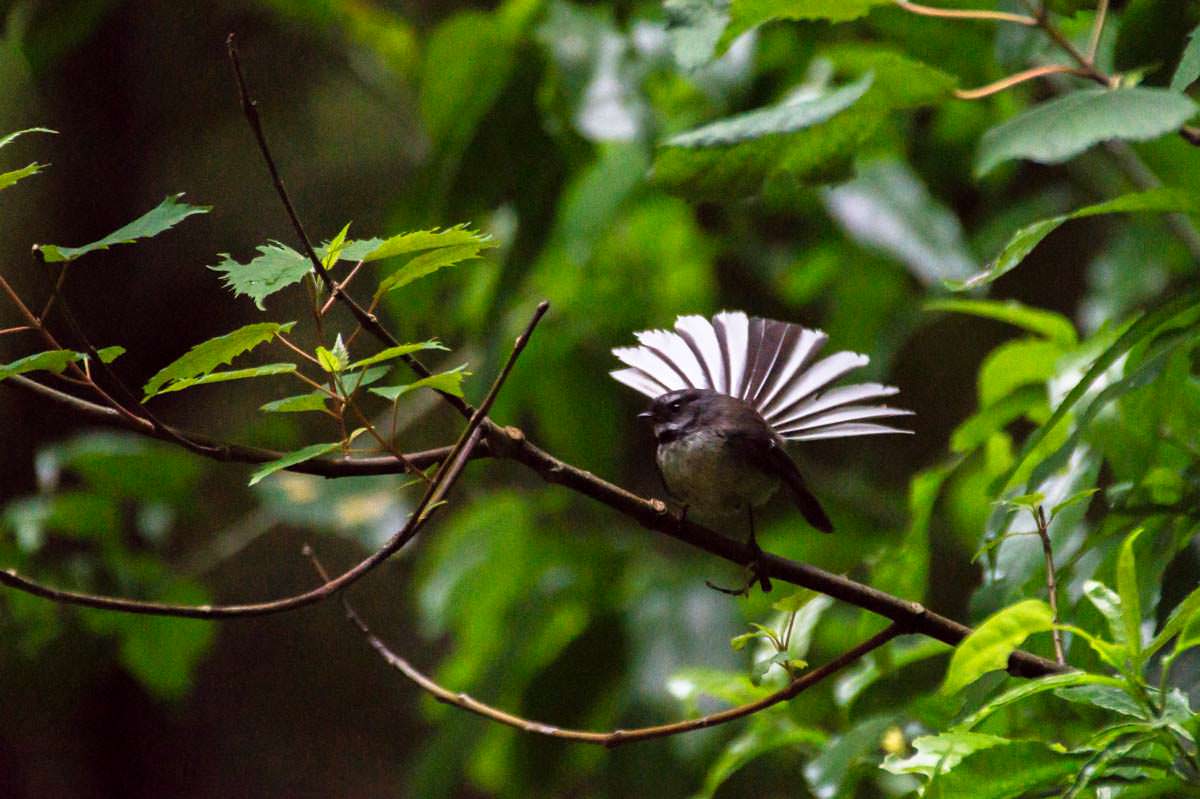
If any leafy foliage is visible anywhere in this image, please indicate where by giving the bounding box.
[35,194,210,263]
[142,322,296,399]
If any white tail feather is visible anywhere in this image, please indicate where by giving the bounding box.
[612,312,912,441]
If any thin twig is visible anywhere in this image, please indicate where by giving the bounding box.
[0,301,550,619]
[319,259,367,317]
[955,64,1089,100]
[0,325,32,336]
[309,541,903,748]
[1086,0,1108,64]
[1032,7,1113,86]
[226,34,472,417]
[1034,505,1067,666]
[895,0,1036,25]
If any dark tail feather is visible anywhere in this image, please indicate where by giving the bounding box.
[783,472,834,533]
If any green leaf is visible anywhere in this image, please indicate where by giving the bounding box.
[976,88,1199,177]
[259,392,330,414]
[1116,528,1144,657]
[36,194,211,263]
[315,345,347,374]
[1054,684,1146,719]
[0,349,82,381]
[666,73,873,147]
[941,599,1055,694]
[95,345,125,363]
[150,363,297,397]
[694,716,826,799]
[0,127,56,150]
[978,338,1062,407]
[142,321,296,399]
[996,287,1200,491]
[882,731,1008,778]
[210,242,311,311]
[955,672,1125,731]
[0,161,45,191]
[663,0,728,70]
[950,188,1200,291]
[321,222,351,270]
[363,225,495,262]
[248,429,364,486]
[1170,24,1200,92]
[825,159,977,286]
[804,715,896,799]
[723,0,891,47]
[771,587,819,614]
[1146,585,1200,657]
[112,581,215,699]
[1083,580,1127,647]
[345,341,447,371]
[951,385,1045,454]
[927,740,1088,798]
[374,243,494,299]
[925,299,1077,347]
[369,365,471,401]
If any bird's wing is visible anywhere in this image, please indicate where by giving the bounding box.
[718,406,834,534]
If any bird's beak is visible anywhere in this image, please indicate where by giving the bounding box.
[637,411,653,420]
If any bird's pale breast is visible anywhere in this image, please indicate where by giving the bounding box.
[656,428,779,520]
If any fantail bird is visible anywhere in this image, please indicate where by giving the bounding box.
[611,311,912,592]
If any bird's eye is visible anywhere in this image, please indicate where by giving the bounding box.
[668,400,683,412]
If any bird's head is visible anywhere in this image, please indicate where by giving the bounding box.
[639,388,719,442]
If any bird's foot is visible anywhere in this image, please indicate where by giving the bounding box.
[705,544,772,596]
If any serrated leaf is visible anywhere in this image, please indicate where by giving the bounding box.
[0,162,45,191]
[1170,24,1200,92]
[942,599,1055,694]
[925,299,1077,347]
[210,242,311,311]
[322,222,351,270]
[949,188,1200,291]
[374,243,493,298]
[0,127,57,150]
[369,365,471,401]
[0,349,83,380]
[151,363,297,396]
[345,340,447,371]
[36,194,210,263]
[142,321,296,399]
[976,88,1199,177]
[1116,528,1144,657]
[248,429,365,486]
[363,225,495,262]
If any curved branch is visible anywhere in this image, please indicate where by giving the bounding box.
[954,65,1089,100]
[894,0,1036,26]
[308,544,902,747]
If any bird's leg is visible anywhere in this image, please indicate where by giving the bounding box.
[705,506,772,596]
[746,505,772,593]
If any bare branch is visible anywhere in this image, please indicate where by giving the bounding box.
[954,65,1089,100]
[894,0,1036,25]
[1034,505,1067,666]
[1086,0,1108,64]
[307,544,902,747]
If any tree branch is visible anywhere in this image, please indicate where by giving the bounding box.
[306,544,902,747]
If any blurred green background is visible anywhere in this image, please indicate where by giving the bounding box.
[2,0,1200,796]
